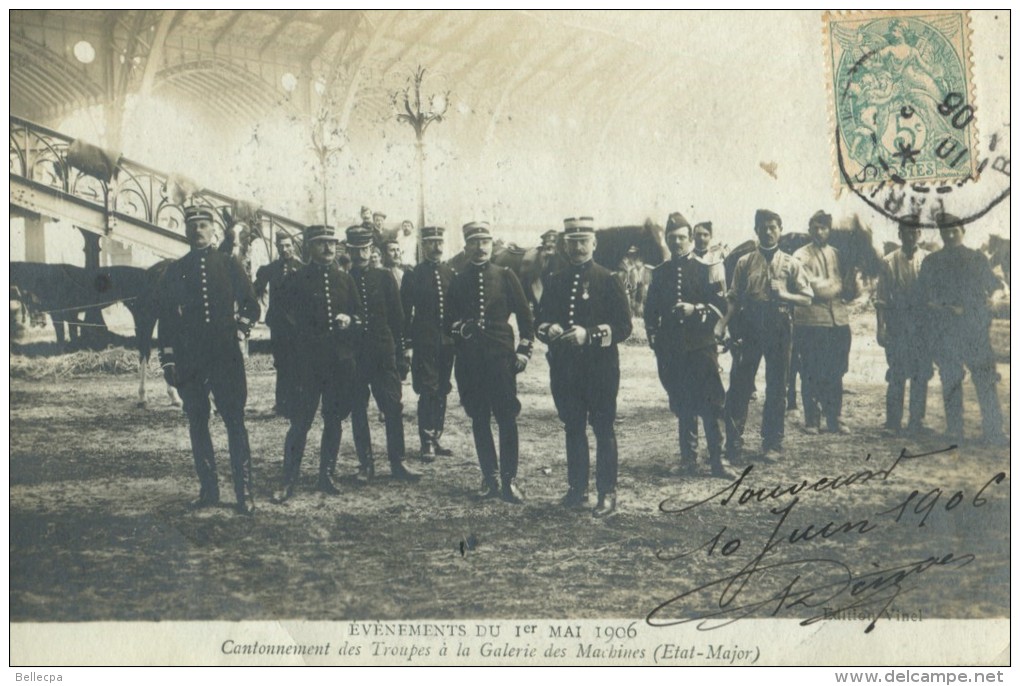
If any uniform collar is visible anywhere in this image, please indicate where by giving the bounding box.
[571,259,593,273]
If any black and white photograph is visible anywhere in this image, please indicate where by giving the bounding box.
[8,10,1010,670]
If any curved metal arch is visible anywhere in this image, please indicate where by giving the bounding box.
[153,58,286,116]
[9,36,106,119]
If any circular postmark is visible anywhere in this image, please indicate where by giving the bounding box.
[828,12,1010,229]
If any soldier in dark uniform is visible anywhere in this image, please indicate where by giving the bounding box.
[346,225,421,482]
[645,213,737,479]
[271,225,360,503]
[536,217,632,516]
[253,232,303,417]
[156,206,261,515]
[917,212,1007,445]
[401,226,457,462]
[449,221,535,504]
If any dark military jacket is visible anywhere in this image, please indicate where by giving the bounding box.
[253,256,303,329]
[401,259,456,350]
[645,253,726,353]
[157,246,260,366]
[349,265,405,355]
[280,262,360,362]
[448,261,535,356]
[917,245,1000,329]
[536,259,632,355]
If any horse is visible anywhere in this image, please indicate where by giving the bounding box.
[10,261,182,408]
[722,215,883,412]
[483,220,668,312]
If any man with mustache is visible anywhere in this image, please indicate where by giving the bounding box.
[272,225,359,502]
[346,224,421,483]
[537,216,632,516]
[723,209,813,464]
[449,221,535,503]
[156,205,261,515]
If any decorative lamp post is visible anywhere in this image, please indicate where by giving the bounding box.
[393,66,450,231]
[309,108,346,226]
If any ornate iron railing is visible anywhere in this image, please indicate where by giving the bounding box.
[10,114,305,259]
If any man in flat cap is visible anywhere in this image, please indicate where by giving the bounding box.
[156,205,261,515]
[346,224,421,482]
[792,210,852,435]
[875,214,933,434]
[645,212,736,479]
[401,226,457,462]
[723,209,813,463]
[449,221,535,503]
[916,212,1007,445]
[537,217,632,516]
[272,225,360,503]
[253,231,304,417]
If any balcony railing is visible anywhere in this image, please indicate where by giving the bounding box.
[10,114,305,259]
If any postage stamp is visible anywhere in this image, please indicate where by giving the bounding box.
[825,10,977,188]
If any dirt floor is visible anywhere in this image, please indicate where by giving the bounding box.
[9,316,1011,623]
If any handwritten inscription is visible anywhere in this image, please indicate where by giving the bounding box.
[649,446,1005,632]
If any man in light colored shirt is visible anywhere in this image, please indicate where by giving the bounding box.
[792,210,852,435]
[723,209,813,463]
[875,214,932,433]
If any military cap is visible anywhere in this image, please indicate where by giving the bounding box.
[693,221,714,234]
[541,229,559,240]
[373,211,387,220]
[755,209,782,229]
[897,214,922,231]
[360,205,371,215]
[184,206,216,224]
[345,224,375,247]
[563,216,596,240]
[304,224,339,243]
[421,226,446,241]
[935,212,965,230]
[462,221,493,241]
[665,211,691,234]
[809,210,833,229]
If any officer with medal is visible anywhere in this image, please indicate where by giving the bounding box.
[156,205,261,515]
[448,221,535,503]
[400,226,457,462]
[536,216,632,516]
[271,225,360,503]
[253,231,303,417]
[345,224,421,483]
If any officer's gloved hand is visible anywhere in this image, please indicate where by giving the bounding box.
[236,315,254,340]
[335,313,352,330]
[159,352,179,388]
[515,353,529,374]
[560,325,588,346]
[546,323,565,342]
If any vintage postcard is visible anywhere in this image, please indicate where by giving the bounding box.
[8,10,1010,669]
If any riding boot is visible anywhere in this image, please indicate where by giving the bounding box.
[472,416,499,487]
[565,423,590,495]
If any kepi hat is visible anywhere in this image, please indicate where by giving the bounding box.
[563,216,595,240]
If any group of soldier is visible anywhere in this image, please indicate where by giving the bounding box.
[154,204,1007,518]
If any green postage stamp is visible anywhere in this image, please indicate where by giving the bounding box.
[825,10,977,188]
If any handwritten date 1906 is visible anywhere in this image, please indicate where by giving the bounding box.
[649,446,1006,632]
